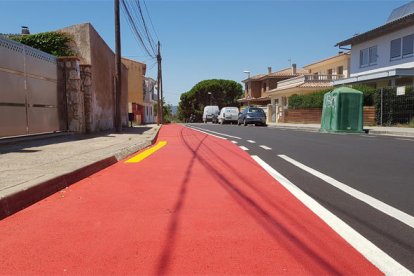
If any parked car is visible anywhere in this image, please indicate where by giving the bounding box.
[218,107,239,124]
[212,112,219,124]
[203,105,219,123]
[238,107,267,126]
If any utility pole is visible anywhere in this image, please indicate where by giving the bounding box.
[114,0,122,132]
[157,41,161,125]
[160,43,164,124]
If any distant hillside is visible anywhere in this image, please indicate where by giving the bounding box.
[171,105,178,115]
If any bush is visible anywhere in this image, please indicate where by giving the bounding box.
[8,32,75,57]
[288,85,376,109]
[288,89,330,109]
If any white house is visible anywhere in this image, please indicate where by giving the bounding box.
[334,1,414,88]
[143,77,157,124]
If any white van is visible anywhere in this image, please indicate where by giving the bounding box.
[203,105,219,123]
[218,107,239,124]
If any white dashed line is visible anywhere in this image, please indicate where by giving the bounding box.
[247,140,256,143]
[259,145,272,150]
[239,146,249,151]
[231,140,238,144]
[252,155,410,275]
[278,154,414,229]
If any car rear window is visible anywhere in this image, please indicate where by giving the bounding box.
[248,108,264,113]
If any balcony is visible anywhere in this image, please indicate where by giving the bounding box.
[276,74,344,90]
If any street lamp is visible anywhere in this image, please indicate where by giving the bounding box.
[207,92,212,105]
[243,70,251,79]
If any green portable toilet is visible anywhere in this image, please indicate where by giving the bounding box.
[320,87,364,133]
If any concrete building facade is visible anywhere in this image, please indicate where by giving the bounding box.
[59,23,128,132]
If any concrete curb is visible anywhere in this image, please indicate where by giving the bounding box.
[0,126,161,220]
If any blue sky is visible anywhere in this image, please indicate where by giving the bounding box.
[0,0,406,105]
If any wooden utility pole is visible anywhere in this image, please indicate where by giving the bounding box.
[114,0,122,132]
[157,41,162,125]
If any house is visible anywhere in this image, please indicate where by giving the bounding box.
[267,52,350,123]
[143,77,157,124]
[334,1,414,88]
[59,23,129,131]
[239,65,308,107]
[122,58,147,124]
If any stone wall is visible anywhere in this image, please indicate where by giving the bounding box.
[58,57,85,133]
[80,65,92,133]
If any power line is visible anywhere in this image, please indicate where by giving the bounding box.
[120,0,156,58]
[143,0,159,41]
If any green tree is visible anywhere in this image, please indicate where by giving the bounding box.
[178,79,243,122]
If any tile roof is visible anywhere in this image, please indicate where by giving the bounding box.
[299,82,333,88]
[243,67,308,82]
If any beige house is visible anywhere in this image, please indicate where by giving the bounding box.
[122,58,146,124]
[239,65,308,107]
[268,52,350,123]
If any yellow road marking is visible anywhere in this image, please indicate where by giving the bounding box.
[125,141,167,163]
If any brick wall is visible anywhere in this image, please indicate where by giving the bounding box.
[282,106,376,125]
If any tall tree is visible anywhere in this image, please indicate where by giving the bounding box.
[178,79,243,122]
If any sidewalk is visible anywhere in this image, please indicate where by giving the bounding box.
[0,125,160,219]
[267,122,414,137]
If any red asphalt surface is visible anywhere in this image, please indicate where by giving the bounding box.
[0,124,381,275]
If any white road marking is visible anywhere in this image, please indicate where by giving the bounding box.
[239,146,249,151]
[231,141,238,144]
[251,155,410,275]
[189,126,242,140]
[259,145,272,150]
[247,140,256,143]
[279,154,414,229]
[186,126,227,140]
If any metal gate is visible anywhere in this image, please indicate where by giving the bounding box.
[0,37,61,138]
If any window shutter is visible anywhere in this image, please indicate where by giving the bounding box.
[391,38,402,59]
[369,46,378,64]
[402,34,414,56]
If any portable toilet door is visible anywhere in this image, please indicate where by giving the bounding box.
[320,91,335,132]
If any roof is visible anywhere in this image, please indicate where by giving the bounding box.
[268,81,332,94]
[242,67,308,83]
[336,12,414,47]
[303,52,350,68]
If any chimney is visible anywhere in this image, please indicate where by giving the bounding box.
[291,63,297,74]
[21,26,30,35]
[268,67,272,74]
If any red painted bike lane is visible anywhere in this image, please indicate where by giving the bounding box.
[0,124,381,275]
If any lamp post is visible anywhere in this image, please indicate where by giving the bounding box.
[208,91,212,105]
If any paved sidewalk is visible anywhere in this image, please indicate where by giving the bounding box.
[267,122,414,137]
[0,125,160,219]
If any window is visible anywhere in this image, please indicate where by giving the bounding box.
[360,48,369,67]
[360,46,377,67]
[369,46,378,64]
[337,66,344,75]
[403,34,414,57]
[391,38,402,59]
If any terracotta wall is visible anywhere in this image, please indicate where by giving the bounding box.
[281,106,376,125]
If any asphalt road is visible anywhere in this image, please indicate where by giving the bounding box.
[186,123,414,272]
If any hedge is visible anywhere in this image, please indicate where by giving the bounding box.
[288,85,376,109]
[8,32,75,57]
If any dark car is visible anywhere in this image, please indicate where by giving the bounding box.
[238,107,267,126]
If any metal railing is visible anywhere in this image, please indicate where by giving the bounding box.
[276,74,345,89]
